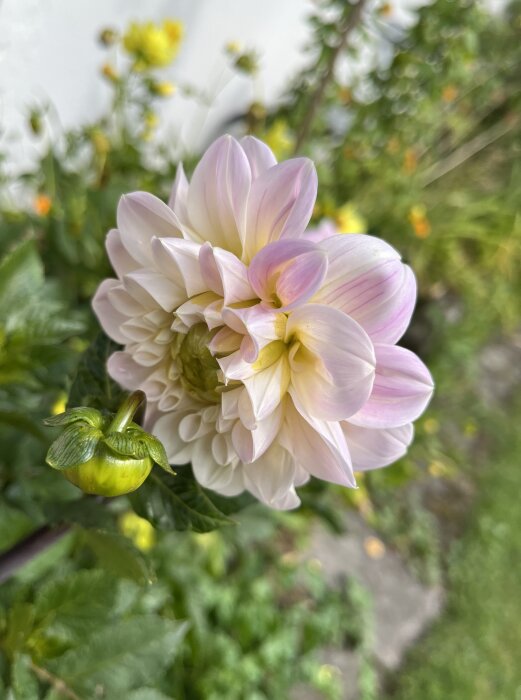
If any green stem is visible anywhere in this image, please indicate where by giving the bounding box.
[108,390,145,433]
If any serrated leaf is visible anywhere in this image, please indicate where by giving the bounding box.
[138,433,174,473]
[43,407,104,429]
[68,333,125,412]
[129,467,235,533]
[47,616,188,696]
[34,570,119,644]
[11,654,39,700]
[46,424,102,469]
[83,530,150,584]
[103,431,149,459]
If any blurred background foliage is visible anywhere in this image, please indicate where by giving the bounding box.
[0,0,520,698]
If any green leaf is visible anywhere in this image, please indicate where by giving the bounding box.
[103,431,149,459]
[3,603,35,655]
[82,530,150,584]
[46,423,102,469]
[48,616,188,697]
[11,654,39,700]
[129,467,235,533]
[34,570,119,644]
[67,333,125,412]
[0,501,34,553]
[138,432,174,473]
[0,240,43,321]
[43,407,104,429]
[0,410,48,443]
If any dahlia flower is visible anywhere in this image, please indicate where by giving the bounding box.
[93,135,433,510]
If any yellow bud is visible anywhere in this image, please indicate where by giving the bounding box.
[334,203,367,234]
[101,63,118,82]
[119,511,156,552]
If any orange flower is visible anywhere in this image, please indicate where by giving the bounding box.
[34,194,52,217]
[442,85,458,103]
[408,204,432,239]
[403,148,418,174]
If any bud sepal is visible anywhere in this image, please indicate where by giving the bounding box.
[44,391,174,497]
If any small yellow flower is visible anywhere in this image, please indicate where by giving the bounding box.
[123,19,183,69]
[364,536,386,559]
[423,417,439,435]
[409,204,431,239]
[51,392,68,416]
[379,2,393,16]
[101,63,118,82]
[34,194,52,217]
[263,120,295,160]
[119,511,156,551]
[225,40,243,55]
[335,203,367,234]
[152,81,176,97]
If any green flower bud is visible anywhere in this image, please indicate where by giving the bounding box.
[44,392,173,497]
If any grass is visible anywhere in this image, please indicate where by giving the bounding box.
[386,400,521,700]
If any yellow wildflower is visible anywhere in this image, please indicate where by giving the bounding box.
[152,80,176,97]
[409,204,431,239]
[225,40,243,55]
[379,2,393,16]
[335,202,367,234]
[123,19,183,69]
[119,511,156,551]
[101,63,118,82]
[263,120,295,160]
[34,194,52,217]
[364,536,386,559]
[51,392,67,416]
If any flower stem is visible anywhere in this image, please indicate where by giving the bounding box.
[293,0,368,154]
[108,390,146,433]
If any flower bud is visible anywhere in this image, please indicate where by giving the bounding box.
[44,393,173,497]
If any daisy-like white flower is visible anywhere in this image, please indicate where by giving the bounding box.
[93,135,433,510]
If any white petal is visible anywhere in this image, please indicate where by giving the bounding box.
[106,228,140,278]
[92,279,130,344]
[240,135,277,177]
[151,237,206,298]
[242,442,298,509]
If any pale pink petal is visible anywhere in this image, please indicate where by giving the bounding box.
[175,292,221,329]
[281,396,355,487]
[349,344,434,429]
[314,234,417,344]
[231,403,282,463]
[286,304,375,421]
[211,433,235,466]
[186,135,251,256]
[343,422,414,471]
[105,228,140,278]
[242,443,299,509]
[239,135,277,177]
[199,243,254,304]
[167,162,189,224]
[244,158,318,261]
[217,350,256,382]
[220,387,243,420]
[248,239,327,310]
[221,304,282,362]
[106,285,145,316]
[107,351,152,391]
[92,279,130,344]
[117,192,182,265]
[178,413,215,442]
[151,237,206,298]
[305,219,338,243]
[124,268,185,312]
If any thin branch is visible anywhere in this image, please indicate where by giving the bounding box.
[420,118,517,187]
[293,0,368,154]
[30,661,82,700]
[0,524,70,584]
